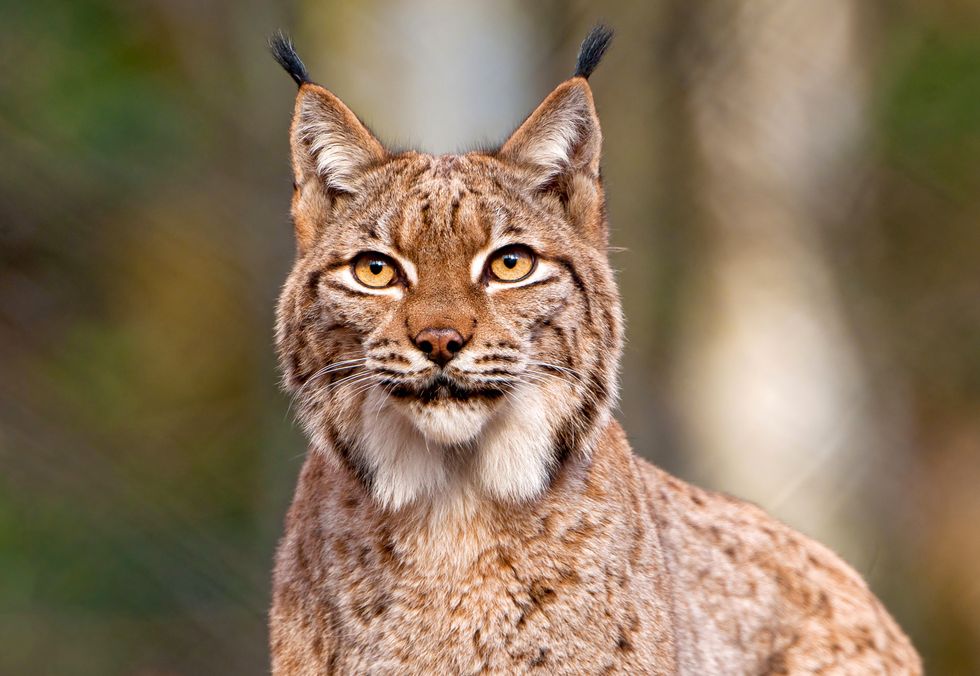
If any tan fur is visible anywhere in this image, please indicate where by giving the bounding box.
[269,64,920,673]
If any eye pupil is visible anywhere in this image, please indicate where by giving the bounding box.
[369,261,384,275]
[488,246,535,283]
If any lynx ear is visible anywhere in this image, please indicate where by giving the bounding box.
[272,34,385,192]
[499,25,611,188]
[289,83,386,193]
[499,79,602,188]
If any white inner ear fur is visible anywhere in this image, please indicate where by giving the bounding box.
[518,104,590,184]
[294,90,383,193]
[501,82,599,188]
[298,117,368,193]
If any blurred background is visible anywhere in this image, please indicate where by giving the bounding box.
[1,0,978,673]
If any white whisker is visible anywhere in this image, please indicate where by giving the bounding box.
[294,357,369,399]
[527,359,585,382]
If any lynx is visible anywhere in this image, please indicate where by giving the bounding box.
[268,27,920,675]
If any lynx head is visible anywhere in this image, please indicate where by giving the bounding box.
[273,27,621,510]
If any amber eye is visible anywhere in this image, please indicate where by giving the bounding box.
[488,245,536,283]
[352,252,398,288]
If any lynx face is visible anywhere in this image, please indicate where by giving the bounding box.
[275,45,621,509]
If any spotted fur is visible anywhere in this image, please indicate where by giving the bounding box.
[269,30,920,674]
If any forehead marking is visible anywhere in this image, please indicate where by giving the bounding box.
[432,154,460,177]
[420,194,431,229]
[449,196,461,235]
[404,159,431,185]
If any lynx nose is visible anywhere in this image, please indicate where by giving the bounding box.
[413,327,466,366]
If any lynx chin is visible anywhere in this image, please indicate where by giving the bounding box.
[268,26,920,675]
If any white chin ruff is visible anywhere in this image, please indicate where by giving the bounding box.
[357,383,573,510]
[402,398,494,445]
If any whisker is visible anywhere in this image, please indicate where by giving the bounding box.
[322,372,378,395]
[527,359,585,382]
[294,357,369,399]
[375,383,394,418]
[372,383,395,428]
[296,372,376,409]
[305,358,368,382]
[525,367,605,412]
[348,377,384,400]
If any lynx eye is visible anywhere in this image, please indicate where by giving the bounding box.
[352,252,398,288]
[488,245,536,283]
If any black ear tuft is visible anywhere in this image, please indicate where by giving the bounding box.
[270,31,310,87]
[574,24,614,79]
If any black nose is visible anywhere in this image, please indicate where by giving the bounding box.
[413,327,466,366]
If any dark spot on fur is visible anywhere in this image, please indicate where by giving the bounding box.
[561,518,597,547]
[294,539,310,576]
[556,567,582,587]
[373,366,417,378]
[450,197,460,230]
[516,583,557,628]
[765,651,789,674]
[352,597,373,622]
[307,269,322,296]
[816,591,832,618]
[556,256,592,321]
[378,528,399,567]
[327,426,374,490]
[503,221,526,236]
[331,537,349,559]
[372,596,390,618]
[404,162,429,186]
[547,370,603,487]
[377,352,411,365]
[478,367,521,376]
[475,354,519,364]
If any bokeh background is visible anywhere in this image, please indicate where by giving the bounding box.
[1,0,978,673]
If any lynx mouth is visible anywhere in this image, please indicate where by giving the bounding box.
[382,373,506,446]
[386,374,505,404]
